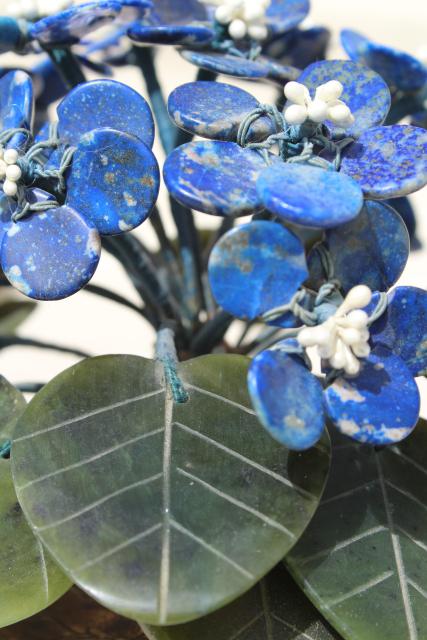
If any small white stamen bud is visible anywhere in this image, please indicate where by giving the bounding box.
[4,149,19,165]
[3,180,18,197]
[229,18,247,39]
[5,164,22,182]
[204,0,271,41]
[284,79,355,128]
[283,104,308,125]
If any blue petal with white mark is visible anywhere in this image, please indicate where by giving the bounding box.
[370,286,427,378]
[0,70,33,149]
[341,29,427,92]
[257,163,363,228]
[307,201,409,293]
[30,1,121,46]
[66,128,159,236]
[167,81,274,142]
[341,125,427,199]
[128,23,214,46]
[57,79,155,149]
[266,0,310,34]
[248,349,325,450]
[1,205,101,301]
[164,140,269,217]
[208,220,308,319]
[295,60,391,139]
[325,346,420,445]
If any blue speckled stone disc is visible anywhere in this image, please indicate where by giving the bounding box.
[257,162,363,228]
[57,79,155,149]
[370,286,427,378]
[248,350,325,451]
[325,347,420,445]
[295,60,391,139]
[30,1,121,46]
[208,220,307,319]
[1,206,101,301]
[66,128,159,235]
[341,125,427,199]
[266,0,309,34]
[167,81,275,142]
[307,200,409,293]
[341,29,427,92]
[0,70,33,149]
[149,0,207,24]
[164,140,269,217]
[128,23,214,46]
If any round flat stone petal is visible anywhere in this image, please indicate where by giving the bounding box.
[164,140,268,217]
[1,206,101,301]
[248,350,325,450]
[325,347,420,445]
[128,23,213,45]
[66,128,159,236]
[370,286,427,377]
[266,0,310,34]
[257,163,363,228]
[0,70,33,149]
[265,27,330,69]
[309,201,409,293]
[30,1,121,46]
[116,0,152,22]
[57,79,154,148]
[180,50,288,81]
[341,29,427,92]
[341,125,427,199]
[149,0,207,24]
[295,60,391,139]
[208,220,308,319]
[0,193,15,245]
[385,196,418,247]
[167,81,275,142]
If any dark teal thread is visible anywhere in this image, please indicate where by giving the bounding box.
[210,21,262,60]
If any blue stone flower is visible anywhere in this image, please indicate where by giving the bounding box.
[0,69,159,301]
[206,210,426,450]
[127,0,309,83]
[164,59,427,229]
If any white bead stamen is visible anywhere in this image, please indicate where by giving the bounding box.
[2,0,73,19]
[283,80,356,127]
[0,147,22,198]
[297,285,372,376]
[201,0,271,41]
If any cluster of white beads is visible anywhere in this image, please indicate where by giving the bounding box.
[284,80,355,127]
[0,148,22,197]
[297,285,372,376]
[2,0,73,20]
[202,0,271,41]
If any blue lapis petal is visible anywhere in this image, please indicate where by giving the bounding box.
[116,0,152,22]
[208,220,308,319]
[295,60,391,139]
[308,201,409,293]
[248,349,325,450]
[341,125,427,199]
[257,163,363,228]
[30,1,121,46]
[128,24,214,46]
[167,81,275,142]
[385,197,418,248]
[149,0,207,24]
[265,0,309,34]
[325,347,420,445]
[1,205,101,301]
[0,70,33,149]
[0,194,15,245]
[164,140,269,217]
[370,286,427,378]
[341,29,427,92]
[66,128,159,236]
[264,27,330,70]
[57,79,155,149]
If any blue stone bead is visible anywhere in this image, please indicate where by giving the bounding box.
[370,286,427,378]
[208,220,308,319]
[295,60,391,139]
[248,350,325,451]
[167,81,275,142]
[128,24,214,46]
[341,125,427,199]
[308,201,409,293]
[341,29,427,92]
[1,205,101,301]
[385,197,418,248]
[0,70,33,149]
[57,79,155,149]
[164,140,269,217]
[325,346,420,445]
[266,0,309,35]
[149,0,207,24]
[30,1,121,46]
[257,163,363,228]
[66,128,159,236]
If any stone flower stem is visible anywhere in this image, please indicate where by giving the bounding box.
[41,46,86,90]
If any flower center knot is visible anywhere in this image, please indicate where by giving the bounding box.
[0,147,22,197]
[298,285,372,376]
[207,0,271,41]
[283,80,356,127]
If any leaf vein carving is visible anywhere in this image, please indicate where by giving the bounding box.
[326,571,394,608]
[185,384,257,416]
